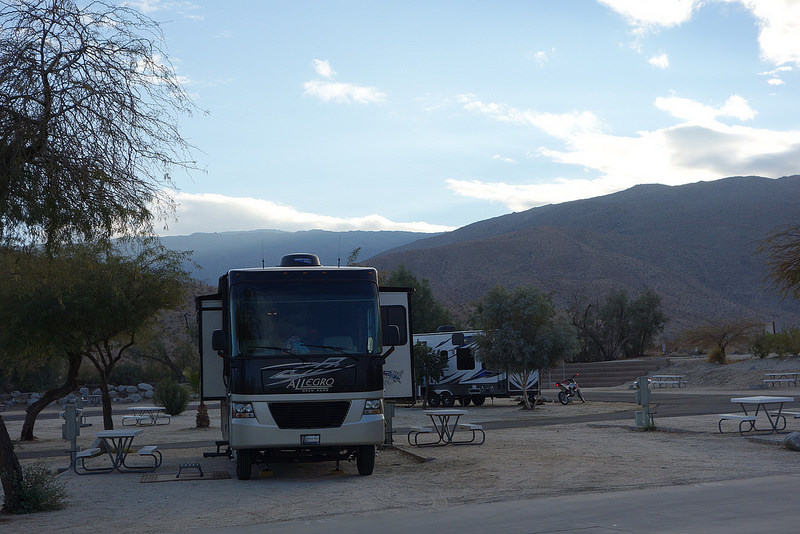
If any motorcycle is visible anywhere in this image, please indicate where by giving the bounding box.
[555,373,585,404]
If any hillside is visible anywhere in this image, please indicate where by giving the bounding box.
[367,175,800,336]
[160,229,437,284]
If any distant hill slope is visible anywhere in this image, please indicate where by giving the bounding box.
[161,229,437,284]
[367,175,800,336]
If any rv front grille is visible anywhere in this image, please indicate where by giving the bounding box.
[268,401,351,429]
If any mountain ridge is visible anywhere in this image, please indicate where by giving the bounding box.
[366,175,800,336]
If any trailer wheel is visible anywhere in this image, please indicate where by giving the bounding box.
[427,392,441,407]
[356,445,375,476]
[440,391,455,408]
[470,395,486,406]
[235,449,254,480]
[458,396,471,407]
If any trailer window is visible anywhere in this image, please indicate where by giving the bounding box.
[456,347,475,370]
[380,305,408,345]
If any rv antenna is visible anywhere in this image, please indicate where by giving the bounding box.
[337,233,341,267]
[261,238,265,269]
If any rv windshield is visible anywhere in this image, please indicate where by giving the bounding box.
[230,280,380,358]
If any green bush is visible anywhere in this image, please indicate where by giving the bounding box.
[3,463,67,514]
[153,377,190,415]
[750,332,772,359]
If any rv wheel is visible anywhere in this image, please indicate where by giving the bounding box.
[356,445,376,476]
[440,391,455,408]
[235,449,254,480]
[458,396,471,407]
[427,392,441,407]
[470,395,486,406]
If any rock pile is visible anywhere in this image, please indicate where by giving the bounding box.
[1,383,157,408]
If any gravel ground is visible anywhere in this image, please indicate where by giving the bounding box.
[3,354,800,533]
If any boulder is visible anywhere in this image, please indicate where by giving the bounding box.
[138,383,153,391]
[128,393,143,403]
[784,432,800,451]
[126,385,138,394]
[143,390,155,399]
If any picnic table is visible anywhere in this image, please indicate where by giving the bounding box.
[763,372,800,387]
[650,375,687,388]
[718,396,795,435]
[73,429,162,474]
[123,406,170,426]
[407,409,485,447]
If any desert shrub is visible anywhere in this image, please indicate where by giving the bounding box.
[3,463,67,514]
[706,346,727,365]
[109,362,147,385]
[749,332,773,359]
[772,328,800,358]
[153,377,190,415]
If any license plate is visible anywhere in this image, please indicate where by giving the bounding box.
[301,434,320,445]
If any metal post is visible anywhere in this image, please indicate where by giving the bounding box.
[59,403,82,473]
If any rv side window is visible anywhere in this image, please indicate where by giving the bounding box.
[456,347,475,370]
[380,305,408,345]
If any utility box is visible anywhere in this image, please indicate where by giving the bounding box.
[61,404,82,441]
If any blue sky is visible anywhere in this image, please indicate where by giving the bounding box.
[129,1,800,236]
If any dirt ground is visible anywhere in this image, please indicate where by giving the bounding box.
[3,354,800,533]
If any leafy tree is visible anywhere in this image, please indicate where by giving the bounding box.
[346,247,361,266]
[760,224,800,300]
[412,340,449,408]
[569,288,666,362]
[68,241,190,430]
[381,265,450,333]
[0,0,199,247]
[681,318,763,364]
[624,289,668,358]
[0,240,190,438]
[474,286,577,409]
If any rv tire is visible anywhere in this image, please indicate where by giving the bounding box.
[427,392,441,407]
[356,445,375,476]
[470,395,486,406]
[458,396,471,407]
[440,391,455,408]
[235,449,254,480]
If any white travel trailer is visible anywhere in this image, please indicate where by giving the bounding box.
[414,330,539,407]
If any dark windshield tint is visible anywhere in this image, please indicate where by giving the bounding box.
[230,280,380,357]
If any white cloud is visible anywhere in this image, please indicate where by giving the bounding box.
[734,0,800,67]
[655,94,756,123]
[528,50,551,66]
[648,53,670,68]
[598,0,700,31]
[303,80,387,104]
[312,59,336,79]
[303,60,386,104]
[159,191,455,236]
[493,154,516,163]
[454,93,798,211]
[603,0,800,69]
[458,95,601,139]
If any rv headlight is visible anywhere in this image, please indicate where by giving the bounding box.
[363,399,382,415]
[232,402,255,418]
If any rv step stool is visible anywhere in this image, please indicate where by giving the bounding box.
[176,462,204,478]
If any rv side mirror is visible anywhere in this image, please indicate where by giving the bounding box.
[211,329,227,353]
[451,332,464,346]
[382,325,401,347]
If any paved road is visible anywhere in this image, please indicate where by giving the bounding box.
[190,474,800,534]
